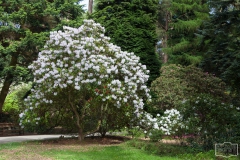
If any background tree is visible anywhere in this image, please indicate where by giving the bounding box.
[0,0,84,113]
[91,0,161,84]
[161,0,209,65]
[200,0,240,105]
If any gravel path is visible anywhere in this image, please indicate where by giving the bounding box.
[0,134,76,144]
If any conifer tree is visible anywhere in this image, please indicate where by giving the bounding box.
[200,0,240,101]
[161,0,209,65]
[0,0,84,113]
[91,0,161,85]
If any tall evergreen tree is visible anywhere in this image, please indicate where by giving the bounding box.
[161,0,209,65]
[200,0,240,101]
[0,0,84,113]
[156,0,171,63]
[91,0,161,85]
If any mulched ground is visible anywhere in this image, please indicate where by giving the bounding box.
[38,135,131,145]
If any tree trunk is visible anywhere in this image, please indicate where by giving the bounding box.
[162,11,170,63]
[88,0,93,14]
[163,52,168,63]
[0,55,18,113]
[78,127,84,141]
[68,94,85,141]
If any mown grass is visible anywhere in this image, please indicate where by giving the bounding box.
[0,142,22,160]
[43,145,179,160]
[0,142,21,151]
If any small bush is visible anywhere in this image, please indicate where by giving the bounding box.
[149,129,163,142]
[127,126,144,138]
[126,139,199,157]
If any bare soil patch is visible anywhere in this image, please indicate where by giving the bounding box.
[39,135,128,145]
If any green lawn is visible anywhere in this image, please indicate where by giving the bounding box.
[0,140,179,160]
[44,145,179,160]
[0,142,21,150]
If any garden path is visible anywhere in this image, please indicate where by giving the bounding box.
[0,134,76,144]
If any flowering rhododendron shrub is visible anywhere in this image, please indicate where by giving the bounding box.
[158,109,186,136]
[19,19,151,141]
[141,109,186,137]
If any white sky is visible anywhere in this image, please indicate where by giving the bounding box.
[79,0,89,11]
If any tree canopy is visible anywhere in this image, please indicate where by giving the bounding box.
[0,0,84,113]
[159,0,209,65]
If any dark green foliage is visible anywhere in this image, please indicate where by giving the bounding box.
[227,112,240,146]
[97,104,137,137]
[91,0,161,84]
[23,103,79,134]
[200,0,240,101]
[161,0,209,65]
[181,93,237,150]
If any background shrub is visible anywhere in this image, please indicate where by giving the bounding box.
[181,93,237,150]
[2,82,32,122]
[150,64,230,111]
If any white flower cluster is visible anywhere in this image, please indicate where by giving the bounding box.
[140,112,158,130]
[158,109,185,135]
[142,109,185,136]
[20,19,151,126]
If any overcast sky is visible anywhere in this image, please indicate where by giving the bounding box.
[79,0,89,11]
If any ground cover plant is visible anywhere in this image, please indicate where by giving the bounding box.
[126,139,239,160]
